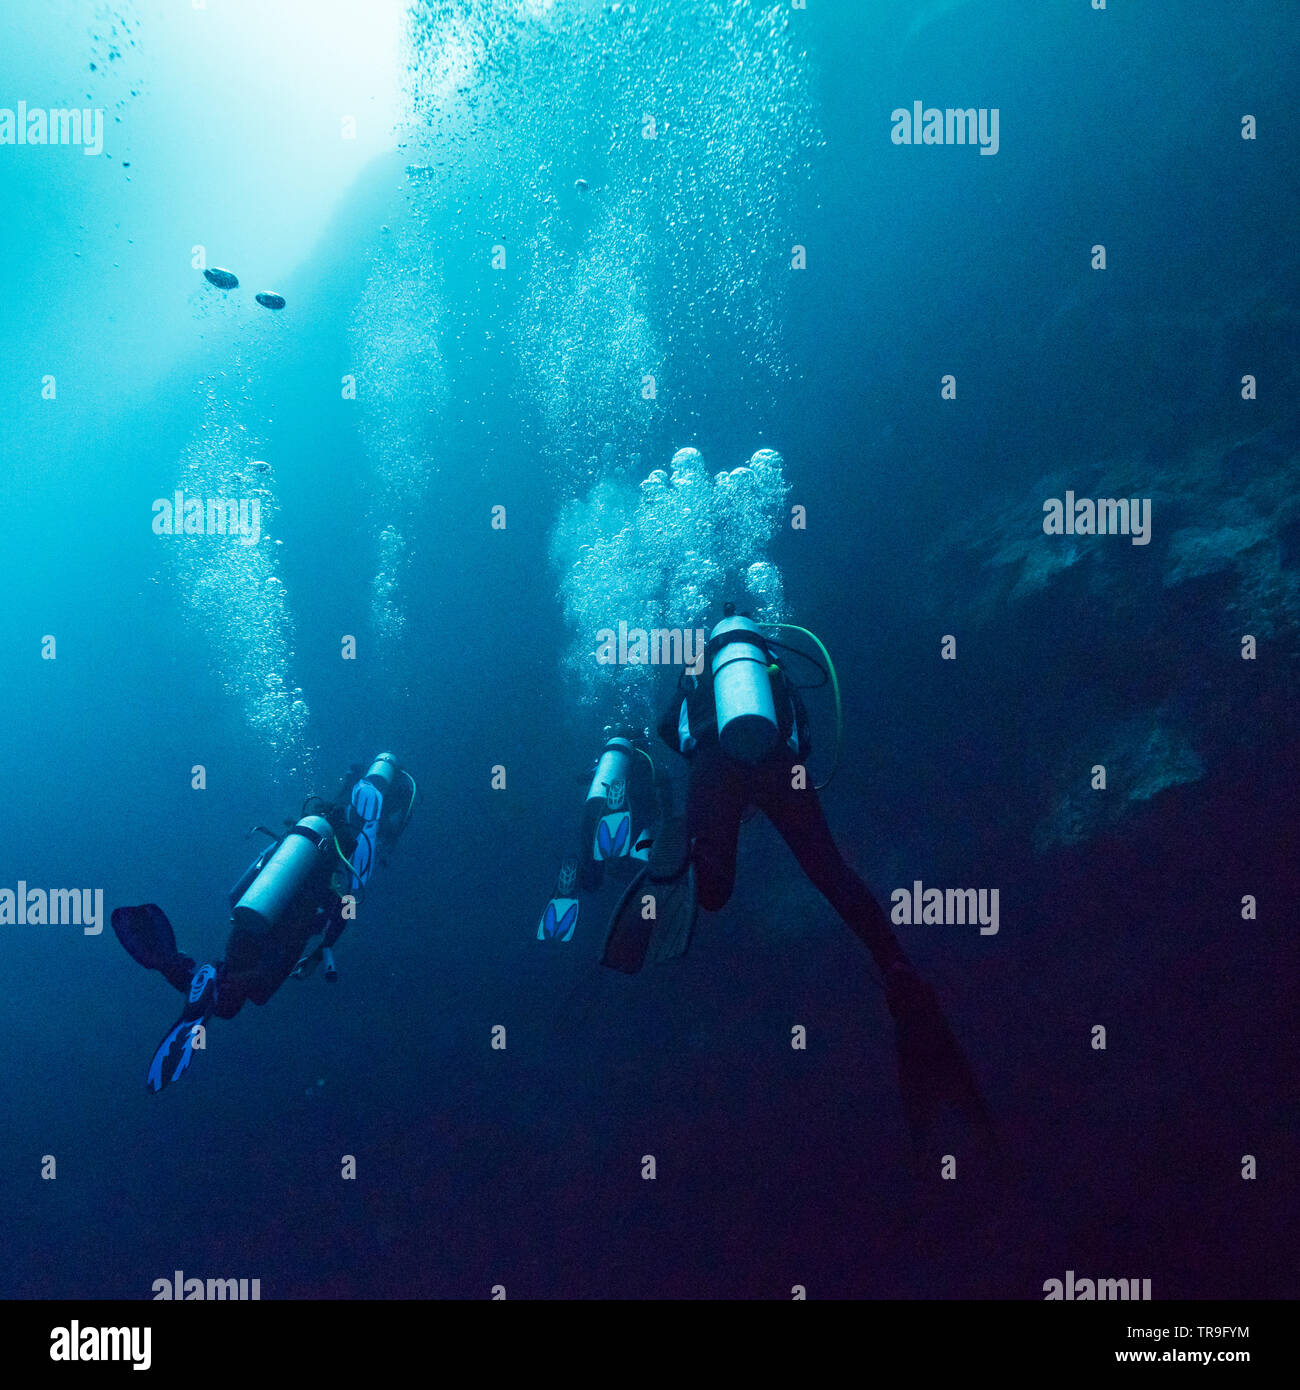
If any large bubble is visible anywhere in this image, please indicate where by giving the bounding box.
[555,447,790,716]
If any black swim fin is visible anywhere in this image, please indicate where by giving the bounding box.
[601,867,653,972]
[886,963,993,1159]
[601,816,697,974]
[112,904,195,992]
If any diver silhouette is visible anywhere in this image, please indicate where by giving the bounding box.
[625,607,992,1159]
[111,753,416,1092]
[537,726,673,945]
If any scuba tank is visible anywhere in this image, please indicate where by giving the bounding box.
[586,737,633,808]
[227,828,279,907]
[231,814,333,935]
[345,754,398,895]
[587,736,634,861]
[710,614,779,763]
[356,752,417,849]
[350,752,397,834]
[362,752,399,797]
[580,735,638,890]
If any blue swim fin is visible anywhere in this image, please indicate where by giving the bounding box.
[593,780,632,860]
[146,963,217,1093]
[594,812,631,859]
[538,857,580,942]
[146,1018,205,1093]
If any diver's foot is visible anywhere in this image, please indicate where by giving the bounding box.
[182,963,218,1021]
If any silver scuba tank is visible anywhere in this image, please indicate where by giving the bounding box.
[363,752,399,794]
[227,841,276,907]
[710,615,779,763]
[231,814,333,935]
[586,737,633,806]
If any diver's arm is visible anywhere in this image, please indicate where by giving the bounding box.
[657,676,696,752]
[658,670,719,756]
[655,697,680,751]
[320,897,348,948]
[653,764,674,819]
[788,680,813,758]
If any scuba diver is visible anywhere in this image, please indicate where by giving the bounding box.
[537,728,672,944]
[111,752,416,1093]
[601,606,990,1156]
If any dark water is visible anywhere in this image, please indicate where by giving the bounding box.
[1,0,1296,1300]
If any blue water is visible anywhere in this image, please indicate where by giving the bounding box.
[1,0,1296,1299]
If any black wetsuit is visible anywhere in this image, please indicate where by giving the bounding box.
[214,876,346,1018]
[660,649,990,1146]
[657,655,907,974]
[139,865,348,1021]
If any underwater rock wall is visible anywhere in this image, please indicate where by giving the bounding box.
[927,427,1298,852]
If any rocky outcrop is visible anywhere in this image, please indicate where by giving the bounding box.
[929,426,1297,852]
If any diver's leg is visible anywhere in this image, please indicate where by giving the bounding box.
[240,956,293,1006]
[212,953,298,1010]
[309,902,345,981]
[686,746,745,912]
[220,923,291,1008]
[253,919,320,1003]
[162,953,198,994]
[754,765,992,1152]
[321,902,346,949]
[577,799,605,893]
[753,763,906,972]
[207,965,256,1017]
